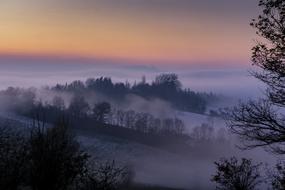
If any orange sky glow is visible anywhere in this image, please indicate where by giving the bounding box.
[0,0,259,65]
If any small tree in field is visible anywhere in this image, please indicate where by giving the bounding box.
[212,157,262,190]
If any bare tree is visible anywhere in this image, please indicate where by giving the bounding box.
[135,113,148,133]
[161,118,174,136]
[124,110,136,129]
[93,102,111,124]
[228,0,285,154]
[212,157,262,190]
[147,115,159,134]
[174,118,185,135]
[116,110,125,127]
[269,161,285,190]
[78,161,133,190]
[191,123,214,142]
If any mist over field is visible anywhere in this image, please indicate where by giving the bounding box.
[1,0,284,190]
[0,56,274,190]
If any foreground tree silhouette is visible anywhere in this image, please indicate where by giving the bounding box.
[0,126,29,190]
[28,120,89,190]
[212,157,262,190]
[78,161,133,190]
[228,0,285,154]
[0,114,134,190]
[269,162,285,190]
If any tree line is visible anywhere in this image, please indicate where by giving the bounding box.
[0,87,187,138]
[51,73,219,114]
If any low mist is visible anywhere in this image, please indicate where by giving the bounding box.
[0,57,273,190]
[0,57,263,100]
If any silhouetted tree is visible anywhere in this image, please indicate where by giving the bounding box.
[152,118,162,134]
[116,110,125,126]
[191,123,214,142]
[85,77,115,96]
[154,73,181,91]
[124,110,136,129]
[174,118,185,135]
[270,162,285,190]
[68,80,85,92]
[0,126,29,190]
[162,118,174,136]
[93,102,111,123]
[0,118,134,190]
[79,161,133,190]
[135,113,148,133]
[28,120,89,190]
[228,0,285,154]
[68,95,90,118]
[147,115,157,134]
[212,157,262,190]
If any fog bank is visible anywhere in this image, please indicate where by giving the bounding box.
[0,56,263,100]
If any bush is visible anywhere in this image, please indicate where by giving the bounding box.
[77,161,134,190]
[270,162,285,190]
[212,157,262,190]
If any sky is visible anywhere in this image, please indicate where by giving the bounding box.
[0,0,260,66]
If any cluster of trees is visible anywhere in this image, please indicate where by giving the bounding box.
[0,86,36,115]
[1,86,236,145]
[108,109,186,137]
[0,119,132,190]
[190,123,229,143]
[0,88,187,138]
[65,95,187,137]
[51,73,219,113]
[42,97,186,137]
